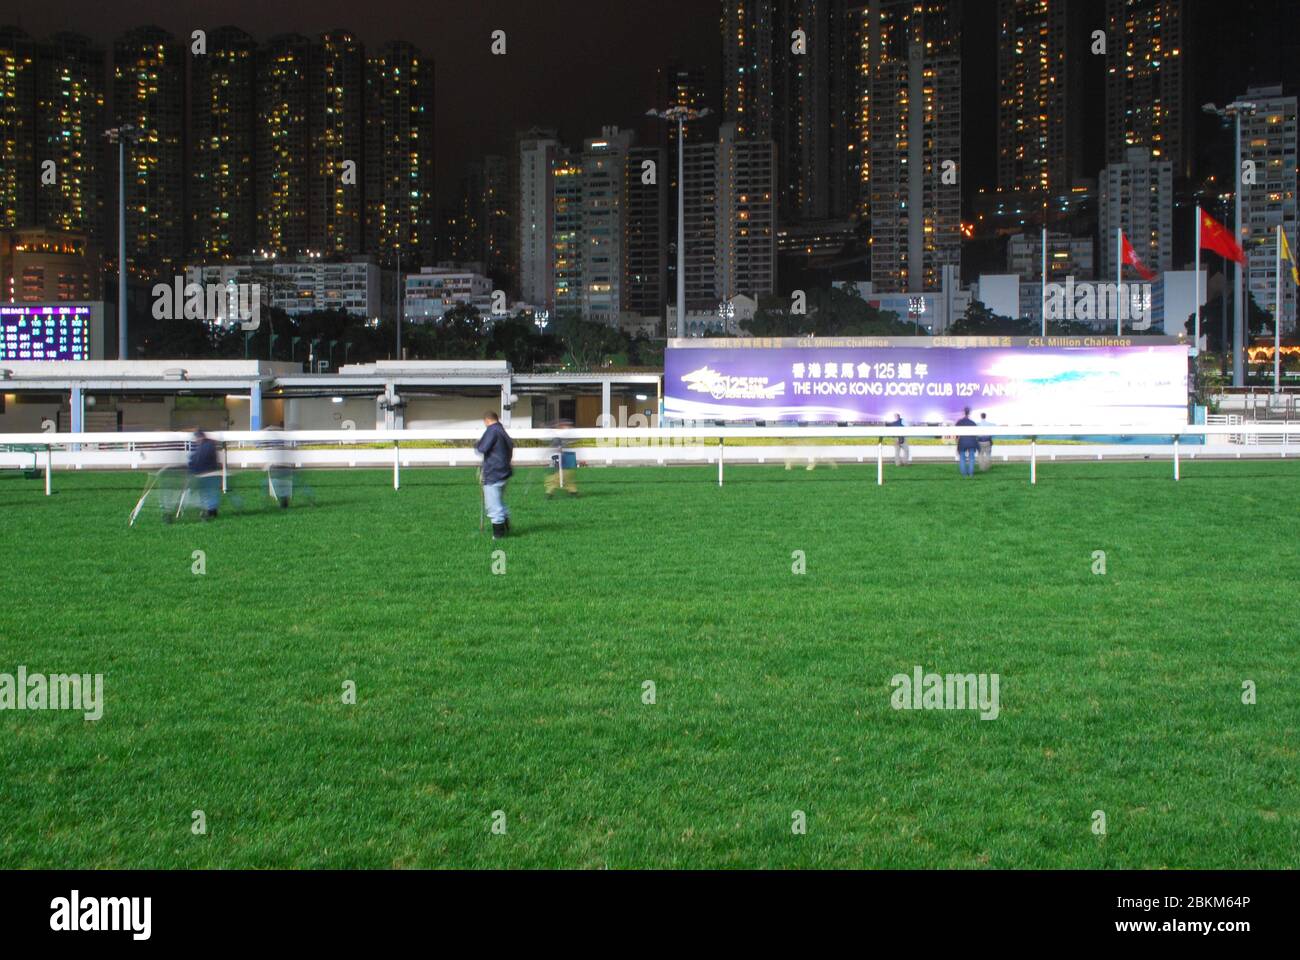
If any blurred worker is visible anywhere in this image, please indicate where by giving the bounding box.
[188,430,222,518]
[261,426,295,508]
[955,407,978,478]
[977,413,995,472]
[890,412,911,467]
[475,411,514,538]
[544,419,578,498]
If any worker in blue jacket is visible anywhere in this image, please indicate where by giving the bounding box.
[188,430,222,518]
[475,411,514,538]
[955,407,979,478]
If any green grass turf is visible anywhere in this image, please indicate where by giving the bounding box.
[0,459,1297,869]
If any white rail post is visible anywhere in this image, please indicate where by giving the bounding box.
[718,437,724,487]
[393,440,400,491]
[1173,436,1180,481]
[1030,438,1037,486]
[877,439,884,485]
[221,442,228,493]
[45,444,52,496]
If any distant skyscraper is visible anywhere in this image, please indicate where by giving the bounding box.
[682,138,719,311]
[308,30,365,256]
[552,150,584,316]
[458,161,484,267]
[113,26,184,279]
[1104,0,1190,179]
[518,129,560,307]
[722,0,775,139]
[1098,146,1173,279]
[625,145,668,319]
[996,0,1083,212]
[364,41,435,268]
[1237,85,1297,332]
[773,0,860,222]
[191,26,257,260]
[861,0,962,293]
[456,155,512,289]
[256,34,311,256]
[482,154,514,293]
[716,122,777,302]
[0,26,36,231]
[580,128,633,324]
[681,122,777,313]
[35,33,105,247]
[437,204,468,263]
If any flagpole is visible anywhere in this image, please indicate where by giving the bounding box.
[1116,227,1123,337]
[1194,206,1202,355]
[1276,224,1283,393]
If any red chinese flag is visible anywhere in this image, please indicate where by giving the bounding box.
[1121,232,1157,281]
[1200,210,1246,265]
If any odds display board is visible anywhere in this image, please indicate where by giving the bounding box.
[0,304,94,360]
[665,337,1190,427]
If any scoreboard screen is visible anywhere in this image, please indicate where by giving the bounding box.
[0,305,92,360]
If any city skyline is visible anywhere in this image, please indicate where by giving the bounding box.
[0,0,1296,335]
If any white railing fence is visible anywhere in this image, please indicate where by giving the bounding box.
[4,424,1300,495]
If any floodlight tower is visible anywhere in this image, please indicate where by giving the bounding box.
[647,105,711,339]
[1203,100,1258,386]
[103,123,144,360]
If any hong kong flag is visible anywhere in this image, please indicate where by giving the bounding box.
[1200,210,1246,265]
[1121,232,1157,281]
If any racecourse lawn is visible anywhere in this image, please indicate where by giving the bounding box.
[0,458,1297,869]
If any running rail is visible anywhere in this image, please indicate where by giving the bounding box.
[4,423,1300,494]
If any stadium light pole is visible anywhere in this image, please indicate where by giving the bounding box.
[103,124,143,360]
[648,105,711,340]
[1204,101,1258,387]
[395,242,403,360]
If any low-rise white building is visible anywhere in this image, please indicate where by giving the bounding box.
[185,256,388,321]
[403,266,495,321]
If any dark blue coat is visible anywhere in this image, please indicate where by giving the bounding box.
[955,417,979,452]
[188,437,220,474]
[475,422,514,484]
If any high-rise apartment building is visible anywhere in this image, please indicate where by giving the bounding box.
[0,26,36,232]
[552,150,584,316]
[861,0,962,292]
[364,40,436,269]
[1098,146,1173,279]
[680,122,777,312]
[256,33,312,256]
[191,26,256,260]
[518,129,560,307]
[580,128,633,324]
[773,0,861,222]
[457,155,512,291]
[996,0,1084,213]
[722,0,775,140]
[113,26,185,279]
[36,33,105,248]
[716,123,777,303]
[682,138,719,311]
[1238,85,1298,332]
[1104,0,1190,179]
[308,30,365,256]
[624,145,668,319]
